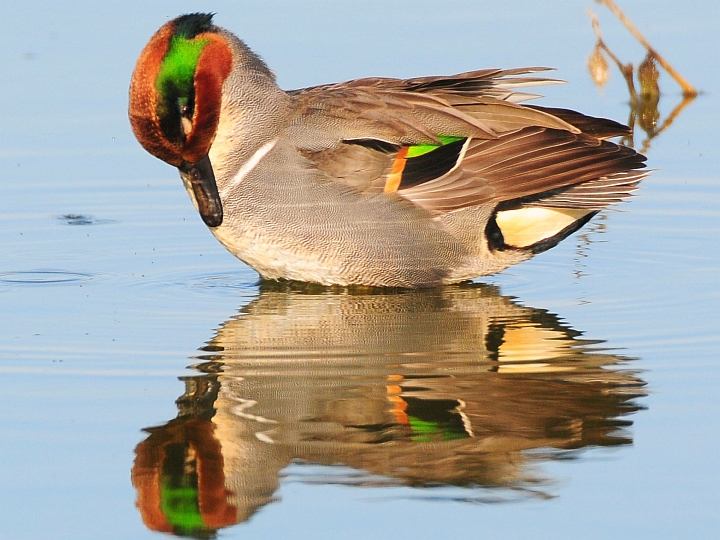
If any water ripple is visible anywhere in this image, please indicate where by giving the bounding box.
[0,270,94,285]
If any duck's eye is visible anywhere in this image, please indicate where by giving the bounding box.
[177,97,193,136]
[177,97,192,118]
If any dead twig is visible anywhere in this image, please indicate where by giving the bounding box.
[588,9,638,104]
[595,0,697,96]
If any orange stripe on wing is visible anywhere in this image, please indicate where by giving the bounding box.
[384,147,409,193]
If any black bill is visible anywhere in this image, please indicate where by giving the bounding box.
[179,155,223,228]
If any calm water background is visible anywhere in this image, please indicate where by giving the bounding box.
[1,1,719,539]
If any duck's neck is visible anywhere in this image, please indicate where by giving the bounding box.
[209,72,291,193]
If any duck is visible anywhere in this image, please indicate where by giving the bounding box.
[129,13,647,288]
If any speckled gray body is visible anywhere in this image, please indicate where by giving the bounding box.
[180,27,644,287]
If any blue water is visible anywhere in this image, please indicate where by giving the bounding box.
[1,1,719,539]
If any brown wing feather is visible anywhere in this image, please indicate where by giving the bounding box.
[400,127,646,212]
[285,67,572,151]
[290,67,563,103]
[525,171,648,209]
[287,68,645,216]
[299,143,393,194]
[286,87,498,152]
[447,97,580,134]
[525,105,631,139]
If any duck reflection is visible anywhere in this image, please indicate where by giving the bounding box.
[132,282,645,537]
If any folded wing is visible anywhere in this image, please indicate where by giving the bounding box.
[286,68,647,254]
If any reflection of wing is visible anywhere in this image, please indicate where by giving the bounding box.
[133,285,645,534]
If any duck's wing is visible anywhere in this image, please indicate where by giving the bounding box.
[287,85,498,151]
[286,70,647,228]
[398,126,646,213]
[286,68,582,149]
[286,70,582,192]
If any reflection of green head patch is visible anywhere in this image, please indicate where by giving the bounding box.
[161,476,207,536]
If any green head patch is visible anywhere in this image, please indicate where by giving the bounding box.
[156,13,215,144]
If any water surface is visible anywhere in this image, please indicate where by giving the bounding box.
[1,1,719,539]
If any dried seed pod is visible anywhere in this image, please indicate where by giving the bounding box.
[588,42,610,89]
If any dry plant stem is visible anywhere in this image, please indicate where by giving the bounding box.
[596,0,698,96]
[589,10,638,103]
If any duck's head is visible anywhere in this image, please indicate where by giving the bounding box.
[129,13,232,227]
